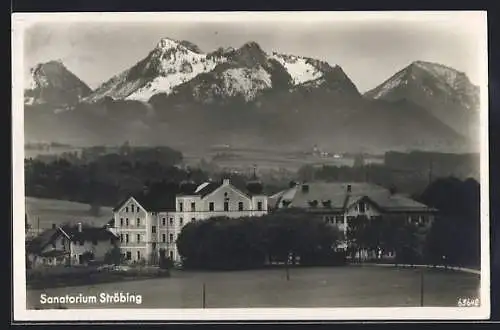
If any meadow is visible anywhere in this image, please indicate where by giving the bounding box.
[25,197,114,232]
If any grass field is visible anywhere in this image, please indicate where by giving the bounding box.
[25,197,114,231]
[26,266,480,309]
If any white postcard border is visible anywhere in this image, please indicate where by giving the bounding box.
[12,11,490,321]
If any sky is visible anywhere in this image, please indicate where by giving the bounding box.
[22,12,485,93]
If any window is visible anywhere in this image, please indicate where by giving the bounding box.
[120,234,123,243]
[120,218,124,226]
[190,218,194,222]
[136,234,141,243]
[126,218,129,226]
[125,234,129,243]
[152,242,157,250]
[169,251,174,259]
[238,202,244,211]
[52,242,56,248]
[169,234,174,243]
[162,234,166,242]
[209,202,215,211]
[224,202,229,212]
[126,251,132,260]
[358,202,366,213]
[136,218,141,226]
[169,218,174,225]
[180,218,184,225]
[92,239,98,246]
[336,216,344,224]
[179,202,183,212]
[152,226,157,234]
[137,251,141,260]
[162,218,166,226]
[191,202,196,212]
[257,201,263,211]
[131,204,134,212]
[79,240,84,246]
[125,207,128,213]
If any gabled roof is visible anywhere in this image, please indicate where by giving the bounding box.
[27,224,118,255]
[113,193,176,213]
[191,182,221,197]
[274,182,435,213]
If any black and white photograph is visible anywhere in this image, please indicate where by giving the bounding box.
[12,11,489,321]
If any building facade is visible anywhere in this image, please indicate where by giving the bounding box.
[113,179,269,264]
[270,182,437,252]
[26,223,119,267]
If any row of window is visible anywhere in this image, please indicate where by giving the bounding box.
[120,218,144,227]
[179,201,264,212]
[124,250,174,260]
[119,233,178,244]
[119,217,186,228]
[124,205,140,213]
[125,201,265,214]
[324,216,345,225]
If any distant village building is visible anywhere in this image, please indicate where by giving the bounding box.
[270,182,437,251]
[26,223,119,267]
[112,178,268,264]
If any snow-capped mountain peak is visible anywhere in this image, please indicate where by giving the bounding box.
[87,37,228,102]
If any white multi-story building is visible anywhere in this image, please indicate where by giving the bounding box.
[112,178,268,263]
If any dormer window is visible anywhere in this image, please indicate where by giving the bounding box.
[125,207,128,213]
[358,202,366,213]
[308,200,318,208]
[322,200,332,208]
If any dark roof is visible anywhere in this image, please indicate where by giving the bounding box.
[113,193,176,213]
[61,225,118,242]
[135,192,176,212]
[193,182,221,197]
[27,224,118,255]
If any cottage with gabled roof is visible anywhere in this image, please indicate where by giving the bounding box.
[26,222,119,268]
[112,178,268,264]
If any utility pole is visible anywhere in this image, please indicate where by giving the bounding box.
[202,282,206,308]
[420,268,425,307]
[428,159,433,186]
[285,252,291,281]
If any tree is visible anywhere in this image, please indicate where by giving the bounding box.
[104,246,124,265]
[159,248,174,269]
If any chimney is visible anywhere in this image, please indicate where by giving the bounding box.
[77,222,82,233]
[52,223,56,229]
[223,178,230,185]
[302,183,309,193]
[346,184,352,194]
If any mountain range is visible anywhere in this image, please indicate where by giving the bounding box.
[23,37,481,154]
